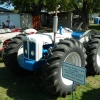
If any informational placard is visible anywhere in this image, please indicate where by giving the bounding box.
[62,62,86,85]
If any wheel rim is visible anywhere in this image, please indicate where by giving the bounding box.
[61,52,81,85]
[97,46,100,67]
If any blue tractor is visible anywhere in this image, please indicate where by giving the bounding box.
[3,6,100,97]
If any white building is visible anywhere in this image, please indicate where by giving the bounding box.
[0,7,33,28]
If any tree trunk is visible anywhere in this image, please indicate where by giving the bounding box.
[81,12,89,30]
[73,1,90,30]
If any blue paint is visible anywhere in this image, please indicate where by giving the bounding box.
[21,42,54,71]
[59,26,62,35]
[43,49,48,53]
[19,57,45,71]
[94,17,100,24]
[23,41,36,60]
[29,42,35,60]
[43,44,54,49]
[23,41,28,58]
[43,44,54,57]
[72,31,84,39]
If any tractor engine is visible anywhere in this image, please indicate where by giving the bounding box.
[23,34,44,61]
[18,32,72,71]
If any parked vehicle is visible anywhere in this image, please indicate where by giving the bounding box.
[3,6,100,97]
[0,28,37,58]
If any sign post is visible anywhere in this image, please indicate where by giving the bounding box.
[62,62,86,100]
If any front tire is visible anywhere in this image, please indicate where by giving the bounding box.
[86,34,100,75]
[3,34,31,76]
[42,38,87,97]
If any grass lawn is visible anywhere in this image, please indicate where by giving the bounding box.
[89,23,100,32]
[0,59,100,100]
[0,24,100,100]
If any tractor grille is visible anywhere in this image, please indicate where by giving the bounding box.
[23,40,36,60]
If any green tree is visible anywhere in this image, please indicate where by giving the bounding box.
[0,0,46,14]
[45,0,100,29]
[71,0,100,29]
[1,0,100,29]
[12,0,46,14]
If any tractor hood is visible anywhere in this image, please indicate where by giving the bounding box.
[24,28,73,45]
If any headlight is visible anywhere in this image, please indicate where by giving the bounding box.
[25,49,27,54]
[31,51,34,56]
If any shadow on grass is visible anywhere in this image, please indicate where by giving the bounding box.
[0,65,57,100]
[89,24,100,31]
[81,88,100,100]
[0,58,3,63]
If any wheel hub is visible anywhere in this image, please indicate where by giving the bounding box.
[17,46,23,61]
[61,52,81,85]
[97,46,100,67]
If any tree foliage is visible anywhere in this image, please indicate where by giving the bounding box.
[1,0,100,29]
[1,0,100,13]
[0,0,46,12]
[71,0,100,29]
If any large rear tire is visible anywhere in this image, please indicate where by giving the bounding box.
[3,34,32,76]
[86,34,100,75]
[42,38,87,97]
